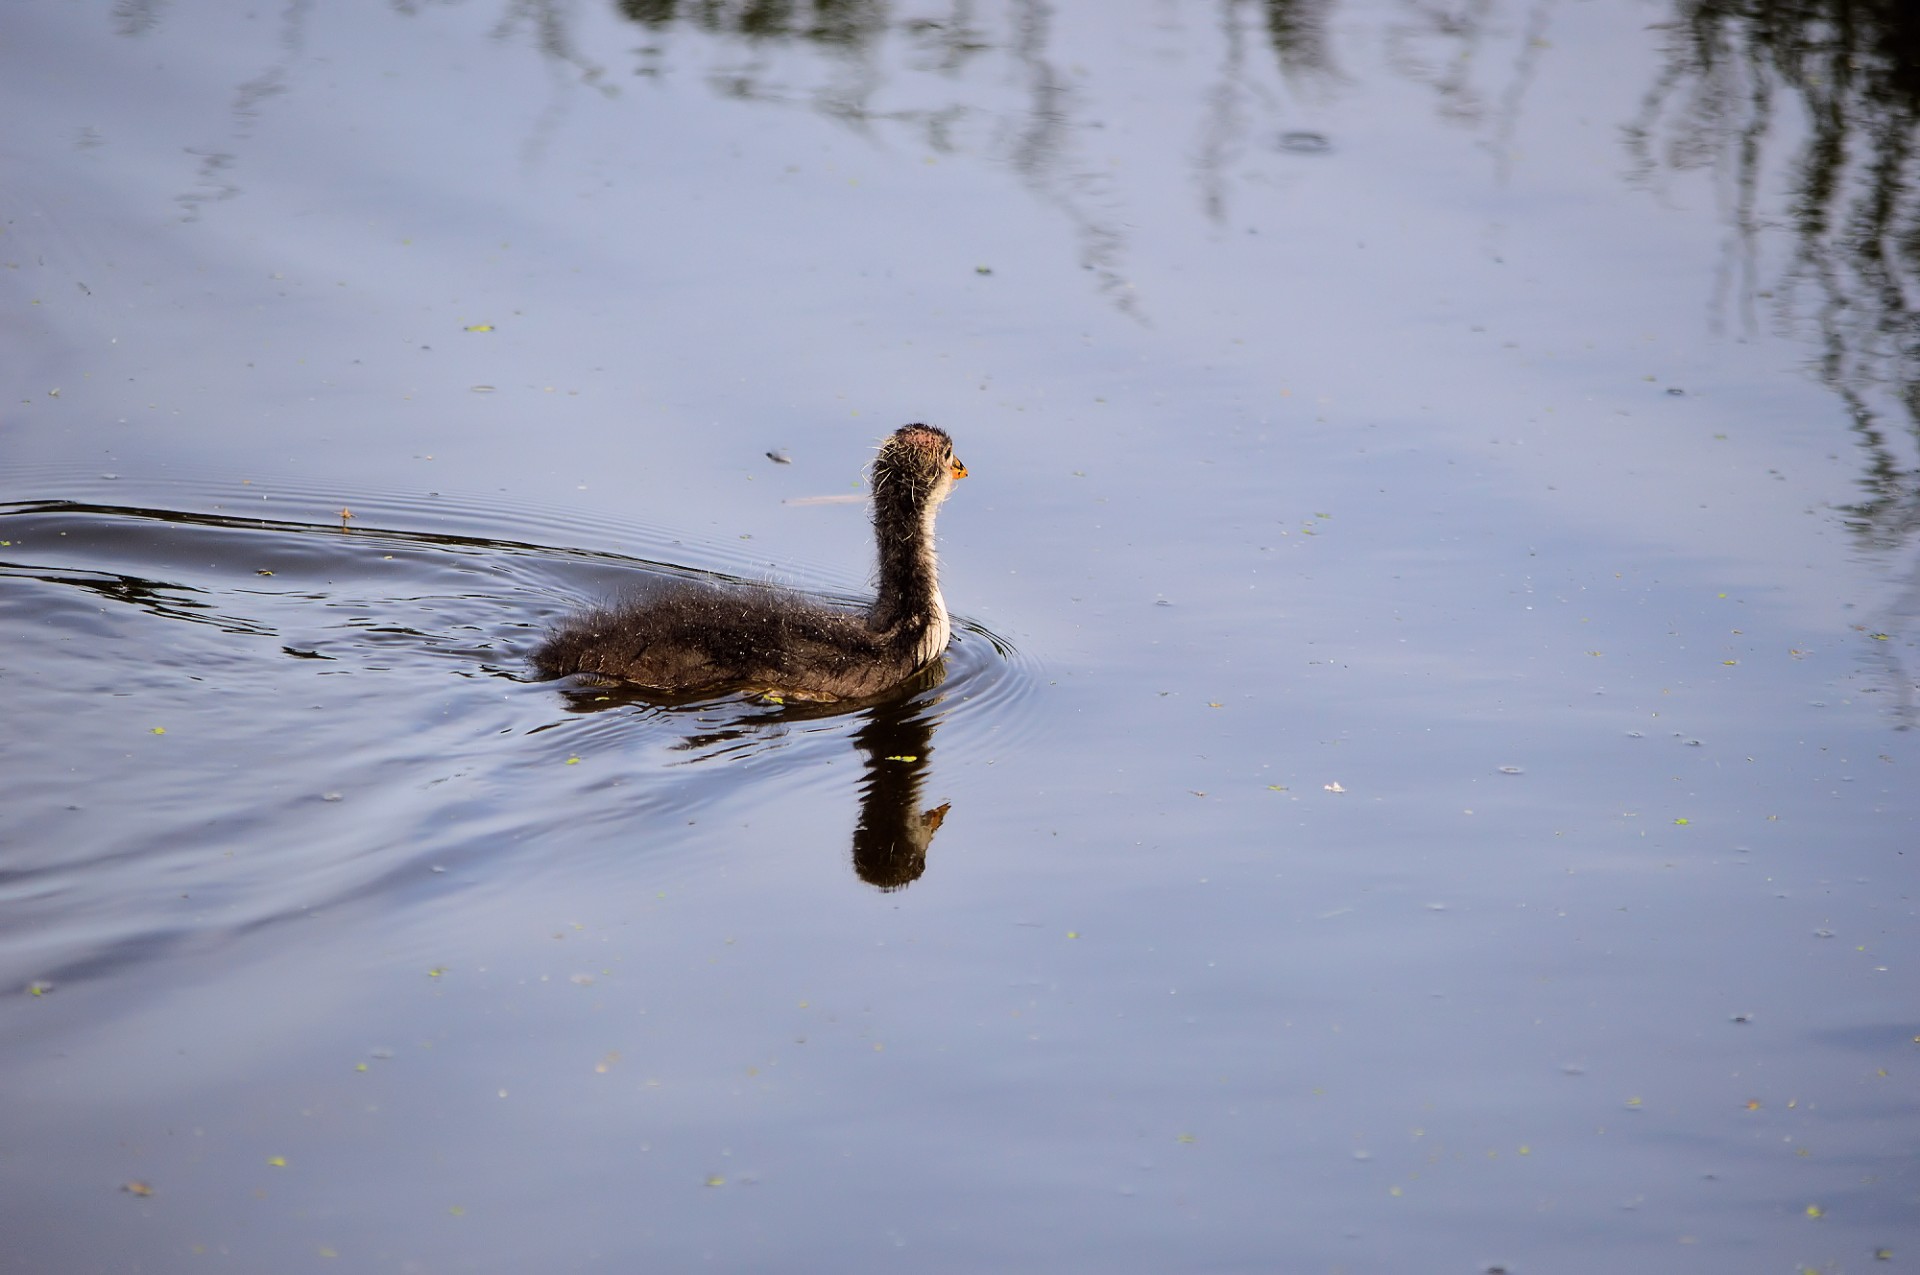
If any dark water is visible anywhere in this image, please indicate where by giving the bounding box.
[5,1,1918,1272]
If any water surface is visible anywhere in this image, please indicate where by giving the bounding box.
[4,1,1917,1271]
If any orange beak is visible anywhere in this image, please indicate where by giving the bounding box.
[950,458,969,480]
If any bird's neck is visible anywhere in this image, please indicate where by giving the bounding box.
[870,495,947,659]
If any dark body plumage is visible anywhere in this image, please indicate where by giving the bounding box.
[532,424,966,701]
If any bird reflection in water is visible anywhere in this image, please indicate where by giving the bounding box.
[845,677,949,891]
[550,659,954,891]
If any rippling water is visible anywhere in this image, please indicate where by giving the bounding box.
[2,478,1038,987]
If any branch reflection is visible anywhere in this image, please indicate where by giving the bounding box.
[1628,0,1920,549]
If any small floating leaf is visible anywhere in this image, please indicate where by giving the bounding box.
[122,1181,153,1197]
[463,323,494,332]
[267,1156,288,1168]
[150,726,166,735]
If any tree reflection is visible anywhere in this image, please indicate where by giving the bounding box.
[1194,0,1341,222]
[128,0,1916,470]
[619,0,886,45]
[1618,0,1920,722]
[1259,0,1338,86]
[1627,2,1920,548]
[596,1,1345,312]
